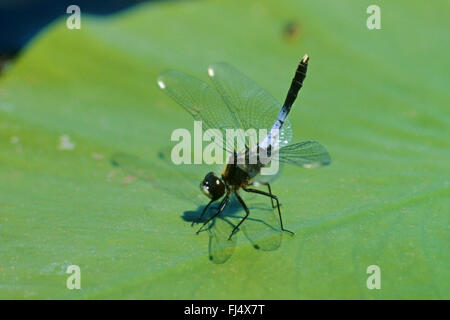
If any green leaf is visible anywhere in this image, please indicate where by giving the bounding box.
[0,0,448,299]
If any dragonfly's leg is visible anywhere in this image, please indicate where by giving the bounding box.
[261,183,275,208]
[196,193,230,234]
[243,187,294,235]
[229,192,250,241]
[191,199,215,226]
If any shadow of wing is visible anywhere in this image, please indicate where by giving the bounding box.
[208,217,237,264]
[207,193,282,264]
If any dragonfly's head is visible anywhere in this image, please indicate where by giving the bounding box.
[200,172,225,201]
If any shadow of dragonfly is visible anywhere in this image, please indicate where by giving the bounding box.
[111,150,282,264]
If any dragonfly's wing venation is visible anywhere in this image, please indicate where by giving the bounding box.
[207,63,293,148]
[234,141,329,185]
[158,70,242,153]
[111,152,205,205]
[278,141,331,168]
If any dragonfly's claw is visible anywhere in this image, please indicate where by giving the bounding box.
[227,230,237,241]
[282,228,295,236]
[196,225,206,235]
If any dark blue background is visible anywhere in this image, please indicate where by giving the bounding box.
[0,0,156,56]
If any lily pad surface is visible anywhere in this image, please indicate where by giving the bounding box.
[0,0,448,299]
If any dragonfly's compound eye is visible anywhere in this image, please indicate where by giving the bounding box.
[200,172,225,200]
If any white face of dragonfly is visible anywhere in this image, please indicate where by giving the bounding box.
[201,183,211,197]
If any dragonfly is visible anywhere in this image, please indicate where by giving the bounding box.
[157,54,330,241]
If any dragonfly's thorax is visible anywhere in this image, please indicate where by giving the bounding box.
[222,154,252,190]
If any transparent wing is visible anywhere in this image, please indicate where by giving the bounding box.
[158,70,242,154]
[279,141,331,168]
[251,162,284,185]
[110,148,216,206]
[207,62,293,148]
[239,141,330,185]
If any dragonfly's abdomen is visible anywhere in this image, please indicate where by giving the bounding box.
[261,55,309,150]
